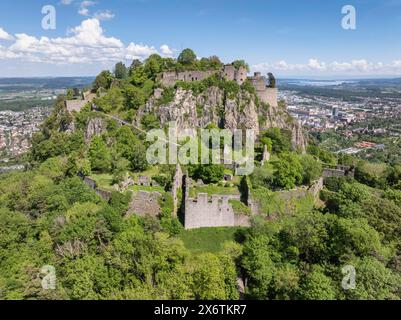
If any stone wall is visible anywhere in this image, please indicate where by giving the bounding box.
[276,178,324,203]
[251,178,324,216]
[185,193,244,229]
[160,70,216,87]
[128,190,162,217]
[264,88,278,108]
[65,91,96,113]
[159,65,247,88]
[172,164,183,218]
[81,176,112,201]
[323,166,355,180]
[65,100,88,113]
[248,72,278,107]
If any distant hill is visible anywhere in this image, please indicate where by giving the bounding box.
[0,77,95,92]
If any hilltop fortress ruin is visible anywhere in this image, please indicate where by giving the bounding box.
[63,60,312,230]
[158,65,278,107]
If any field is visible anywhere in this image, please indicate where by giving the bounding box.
[180,227,244,254]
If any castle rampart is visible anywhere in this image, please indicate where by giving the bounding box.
[323,166,355,180]
[248,72,278,107]
[184,193,245,229]
[159,65,248,88]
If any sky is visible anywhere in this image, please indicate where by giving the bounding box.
[1,0,401,78]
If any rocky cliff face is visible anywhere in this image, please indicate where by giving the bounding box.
[137,86,307,152]
[137,87,259,136]
[262,101,307,152]
[85,117,106,141]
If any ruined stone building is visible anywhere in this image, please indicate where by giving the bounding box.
[323,165,355,180]
[159,66,278,108]
[65,91,97,113]
[248,72,278,107]
[159,64,248,87]
[184,193,250,229]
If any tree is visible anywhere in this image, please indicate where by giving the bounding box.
[66,89,74,100]
[232,60,250,72]
[114,62,128,79]
[261,128,292,154]
[387,165,401,188]
[345,257,401,300]
[267,72,276,88]
[129,59,142,76]
[192,164,225,184]
[93,70,113,91]
[241,235,278,299]
[178,48,197,65]
[273,153,303,190]
[355,161,389,188]
[199,56,223,70]
[94,87,124,113]
[124,85,145,110]
[300,154,323,186]
[111,156,130,185]
[191,254,231,300]
[141,114,159,130]
[298,269,337,300]
[250,165,275,189]
[130,65,148,87]
[144,54,163,79]
[260,137,273,153]
[89,136,111,172]
[115,126,148,172]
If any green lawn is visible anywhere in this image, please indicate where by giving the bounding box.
[89,173,115,191]
[180,227,244,254]
[189,184,240,198]
[132,166,160,178]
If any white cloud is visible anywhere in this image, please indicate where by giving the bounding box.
[253,58,401,76]
[160,44,174,56]
[0,18,172,66]
[0,45,20,59]
[60,0,74,5]
[0,27,13,41]
[308,58,326,71]
[78,1,96,16]
[125,42,157,60]
[93,10,115,21]
[77,2,115,21]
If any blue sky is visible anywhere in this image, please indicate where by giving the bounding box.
[0,0,401,78]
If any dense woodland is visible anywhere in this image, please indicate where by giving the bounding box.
[1,50,401,300]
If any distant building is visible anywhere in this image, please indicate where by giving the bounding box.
[332,106,339,118]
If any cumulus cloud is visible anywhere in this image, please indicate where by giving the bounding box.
[93,10,115,21]
[160,44,174,57]
[78,1,96,16]
[125,42,158,60]
[253,58,401,76]
[0,18,171,65]
[308,58,326,71]
[0,27,13,41]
